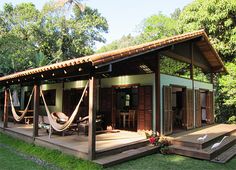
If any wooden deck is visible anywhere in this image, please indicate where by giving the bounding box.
[168,124,236,163]
[0,121,158,166]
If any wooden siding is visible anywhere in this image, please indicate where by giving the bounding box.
[163,86,172,135]
[195,90,202,128]
[137,86,152,131]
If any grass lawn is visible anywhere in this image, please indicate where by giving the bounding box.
[0,132,102,170]
[0,146,45,170]
[0,132,235,170]
[107,154,236,170]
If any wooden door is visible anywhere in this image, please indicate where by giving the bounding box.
[206,91,214,124]
[163,86,172,135]
[100,88,112,126]
[195,90,201,127]
[183,89,194,129]
[137,86,152,131]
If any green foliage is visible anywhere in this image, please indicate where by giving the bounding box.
[178,0,236,62]
[97,34,136,53]
[137,13,178,43]
[0,2,108,74]
[218,62,236,105]
[227,115,236,124]
[160,56,190,79]
[98,12,178,52]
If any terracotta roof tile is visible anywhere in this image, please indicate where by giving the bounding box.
[0,29,226,84]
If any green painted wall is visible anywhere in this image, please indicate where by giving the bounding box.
[101,74,154,87]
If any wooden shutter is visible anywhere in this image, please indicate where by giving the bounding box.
[111,88,117,128]
[183,89,194,130]
[137,86,152,131]
[195,90,201,128]
[206,91,214,124]
[163,86,172,135]
[100,88,112,126]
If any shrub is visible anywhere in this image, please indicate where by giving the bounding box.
[227,115,236,124]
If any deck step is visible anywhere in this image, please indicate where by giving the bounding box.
[171,125,236,150]
[96,139,149,158]
[170,145,209,159]
[204,135,236,160]
[170,136,236,160]
[211,144,236,163]
[94,145,158,167]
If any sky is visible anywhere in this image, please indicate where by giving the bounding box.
[0,0,193,48]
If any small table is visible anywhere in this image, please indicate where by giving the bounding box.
[24,116,34,124]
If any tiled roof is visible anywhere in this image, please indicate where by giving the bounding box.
[0,29,226,84]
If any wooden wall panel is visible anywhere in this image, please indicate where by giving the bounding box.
[195,90,202,128]
[206,91,214,124]
[137,86,152,131]
[100,88,112,126]
[163,86,172,135]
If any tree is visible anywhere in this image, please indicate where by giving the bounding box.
[97,34,136,53]
[0,2,108,74]
[178,0,236,62]
[98,13,178,52]
[136,12,178,43]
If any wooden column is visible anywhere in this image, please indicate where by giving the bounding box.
[88,77,96,160]
[155,56,161,133]
[33,83,40,139]
[190,42,196,128]
[3,87,9,128]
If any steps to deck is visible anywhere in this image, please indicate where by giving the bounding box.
[94,145,159,167]
[170,135,236,160]
[169,124,236,163]
[211,144,236,163]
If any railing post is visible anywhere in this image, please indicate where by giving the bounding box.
[33,82,40,139]
[88,77,96,160]
[3,87,9,128]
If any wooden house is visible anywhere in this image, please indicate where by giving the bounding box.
[0,30,226,161]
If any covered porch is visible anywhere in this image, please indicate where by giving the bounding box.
[0,30,227,163]
[0,121,147,160]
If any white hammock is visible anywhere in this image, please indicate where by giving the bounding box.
[9,88,34,122]
[40,81,89,132]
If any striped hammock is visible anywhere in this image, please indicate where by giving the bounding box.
[40,81,89,132]
[9,88,34,122]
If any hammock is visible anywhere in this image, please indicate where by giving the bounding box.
[40,81,89,132]
[9,88,34,122]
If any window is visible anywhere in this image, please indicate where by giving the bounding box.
[40,89,56,106]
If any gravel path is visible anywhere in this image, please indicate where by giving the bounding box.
[0,143,62,170]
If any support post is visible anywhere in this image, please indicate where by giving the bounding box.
[190,42,196,128]
[88,77,96,160]
[155,56,161,134]
[33,82,40,139]
[3,87,9,128]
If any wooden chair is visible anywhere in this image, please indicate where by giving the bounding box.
[77,115,103,135]
[127,110,136,128]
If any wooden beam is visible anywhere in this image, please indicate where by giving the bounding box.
[155,56,161,133]
[190,43,196,128]
[33,82,40,138]
[3,87,9,128]
[88,77,96,160]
